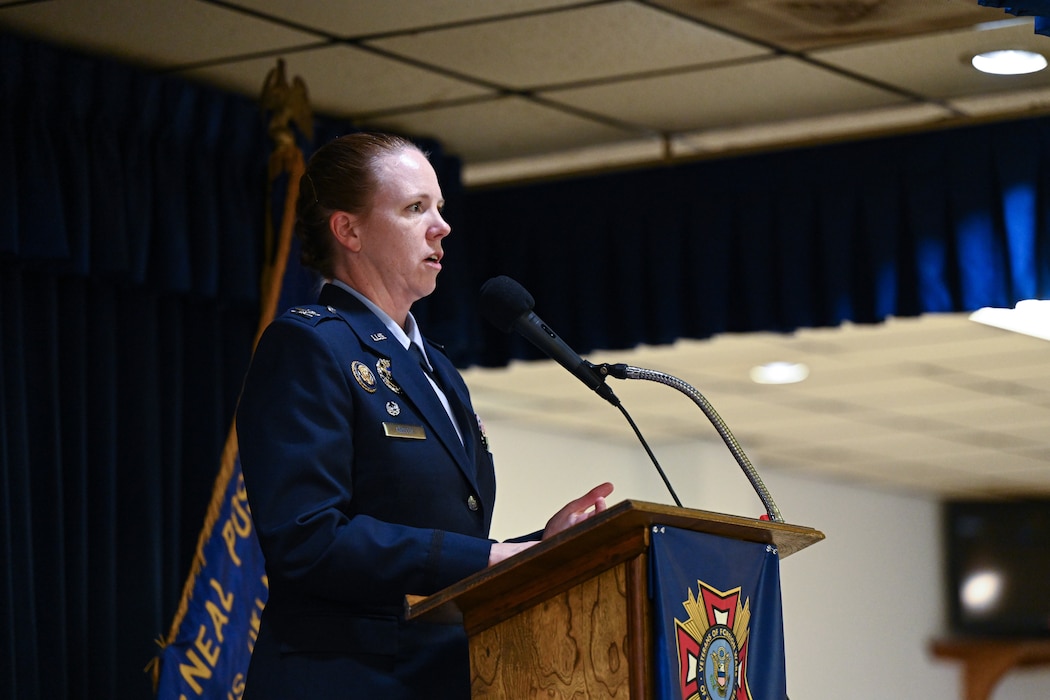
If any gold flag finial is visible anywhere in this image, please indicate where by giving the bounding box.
[260,58,314,148]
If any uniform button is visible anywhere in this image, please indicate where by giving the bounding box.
[467,495,479,511]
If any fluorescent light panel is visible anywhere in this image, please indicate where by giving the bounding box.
[969,299,1050,341]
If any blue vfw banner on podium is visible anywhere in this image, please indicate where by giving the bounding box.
[650,526,786,700]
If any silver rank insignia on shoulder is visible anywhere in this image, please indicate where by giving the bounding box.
[376,358,402,394]
[290,307,321,318]
[386,401,401,417]
[371,332,388,342]
[351,361,377,393]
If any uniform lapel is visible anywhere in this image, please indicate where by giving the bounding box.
[318,285,478,489]
[424,341,477,467]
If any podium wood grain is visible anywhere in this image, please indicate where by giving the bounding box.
[470,565,631,697]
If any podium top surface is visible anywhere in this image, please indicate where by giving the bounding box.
[406,499,823,626]
[574,499,824,557]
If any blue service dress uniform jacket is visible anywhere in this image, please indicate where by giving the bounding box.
[236,283,499,699]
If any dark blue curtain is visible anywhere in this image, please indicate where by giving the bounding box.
[1,33,269,699]
[0,32,468,700]
[4,24,1050,700]
[458,122,1050,368]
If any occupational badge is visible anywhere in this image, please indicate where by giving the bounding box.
[351,360,377,393]
[376,358,402,394]
[386,401,401,417]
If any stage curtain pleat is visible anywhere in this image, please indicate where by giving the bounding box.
[0,32,268,699]
[461,120,1049,366]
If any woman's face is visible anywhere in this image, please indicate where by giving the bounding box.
[350,147,452,314]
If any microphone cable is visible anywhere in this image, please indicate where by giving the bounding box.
[609,392,683,508]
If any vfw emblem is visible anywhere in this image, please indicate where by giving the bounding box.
[674,581,752,700]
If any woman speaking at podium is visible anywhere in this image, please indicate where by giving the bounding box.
[236,131,613,699]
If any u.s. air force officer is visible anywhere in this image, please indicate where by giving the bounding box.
[235,132,613,699]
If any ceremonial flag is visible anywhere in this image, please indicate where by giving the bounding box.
[650,526,787,700]
[151,60,312,699]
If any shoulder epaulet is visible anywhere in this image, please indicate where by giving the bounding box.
[284,305,339,326]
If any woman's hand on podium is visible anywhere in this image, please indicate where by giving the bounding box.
[542,482,614,540]
[486,483,615,567]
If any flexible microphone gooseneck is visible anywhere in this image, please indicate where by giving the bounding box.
[601,363,783,523]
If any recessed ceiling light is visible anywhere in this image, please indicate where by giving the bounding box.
[749,361,809,385]
[969,299,1050,341]
[971,49,1048,75]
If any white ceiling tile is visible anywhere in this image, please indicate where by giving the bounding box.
[924,448,1050,474]
[180,44,492,115]
[950,86,1050,117]
[764,441,884,468]
[989,471,1050,496]
[543,56,910,133]
[463,137,667,186]
[818,461,1004,497]
[924,344,1050,373]
[228,0,584,37]
[365,2,768,89]
[972,357,1050,383]
[814,19,1050,100]
[836,432,985,461]
[736,415,900,446]
[649,0,996,53]
[1005,446,1050,465]
[358,96,640,162]
[802,378,993,409]
[0,0,318,68]
[948,422,1050,444]
[671,103,954,158]
[929,401,1050,430]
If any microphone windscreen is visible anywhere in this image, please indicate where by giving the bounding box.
[479,276,535,333]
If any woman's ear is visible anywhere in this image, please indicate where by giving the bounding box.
[329,211,362,253]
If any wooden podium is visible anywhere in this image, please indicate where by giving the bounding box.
[406,500,824,698]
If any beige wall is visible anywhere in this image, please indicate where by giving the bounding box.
[485,418,1050,699]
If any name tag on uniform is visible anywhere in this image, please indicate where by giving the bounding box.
[383,423,426,440]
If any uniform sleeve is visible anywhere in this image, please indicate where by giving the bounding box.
[236,317,492,607]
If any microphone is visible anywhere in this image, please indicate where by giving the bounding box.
[479,276,619,406]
